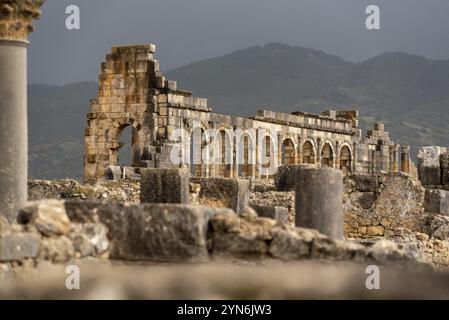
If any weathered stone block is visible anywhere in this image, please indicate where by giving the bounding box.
[424,189,449,216]
[353,174,378,192]
[18,200,71,236]
[350,192,377,209]
[0,233,41,262]
[251,205,289,224]
[371,174,426,233]
[268,227,318,260]
[418,146,447,185]
[275,165,300,191]
[70,223,110,257]
[38,236,75,263]
[64,201,227,262]
[191,178,249,213]
[208,211,276,259]
[367,225,385,236]
[140,168,189,204]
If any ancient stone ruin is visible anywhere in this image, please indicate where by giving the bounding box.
[3,39,449,298]
[84,44,411,183]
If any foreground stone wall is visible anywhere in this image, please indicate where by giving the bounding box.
[0,200,432,268]
[25,171,449,269]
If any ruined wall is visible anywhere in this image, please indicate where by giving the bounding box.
[85,44,408,183]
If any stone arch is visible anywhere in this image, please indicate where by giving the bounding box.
[107,119,143,168]
[321,141,335,168]
[339,143,353,173]
[214,128,233,177]
[281,138,296,165]
[189,126,207,177]
[258,133,277,177]
[302,139,316,165]
[236,130,256,177]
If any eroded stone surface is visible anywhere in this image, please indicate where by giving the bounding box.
[18,200,71,236]
[0,233,40,262]
[65,201,230,262]
[191,178,249,213]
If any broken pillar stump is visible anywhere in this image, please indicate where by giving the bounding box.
[417,146,447,186]
[140,168,189,204]
[191,178,249,213]
[424,189,449,216]
[295,167,343,239]
[275,165,301,191]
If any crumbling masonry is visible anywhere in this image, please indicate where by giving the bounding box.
[84,44,410,183]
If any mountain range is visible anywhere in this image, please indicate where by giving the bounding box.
[29,43,449,179]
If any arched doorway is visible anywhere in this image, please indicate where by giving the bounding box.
[216,130,232,177]
[237,134,252,177]
[340,145,352,173]
[302,141,315,164]
[281,139,296,165]
[117,124,141,167]
[321,143,334,167]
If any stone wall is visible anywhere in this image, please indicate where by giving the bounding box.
[84,44,409,183]
[0,200,433,268]
[343,173,428,238]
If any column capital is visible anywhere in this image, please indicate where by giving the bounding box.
[0,0,43,42]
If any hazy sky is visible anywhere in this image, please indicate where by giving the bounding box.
[28,0,449,85]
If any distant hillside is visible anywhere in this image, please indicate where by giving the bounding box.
[167,43,449,156]
[29,43,449,179]
[28,81,97,180]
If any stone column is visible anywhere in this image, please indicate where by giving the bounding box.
[295,167,343,239]
[0,1,42,221]
[392,145,399,172]
[334,141,340,170]
[352,142,358,173]
[401,145,411,174]
[316,138,322,167]
[297,137,303,165]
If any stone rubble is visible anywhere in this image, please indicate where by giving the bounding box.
[0,198,434,274]
[2,160,449,286]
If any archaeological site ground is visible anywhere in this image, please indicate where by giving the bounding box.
[2,0,449,307]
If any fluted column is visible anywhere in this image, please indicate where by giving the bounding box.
[0,0,42,221]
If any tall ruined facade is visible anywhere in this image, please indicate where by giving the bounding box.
[84,44,408,183]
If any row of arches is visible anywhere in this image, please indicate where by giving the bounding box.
[280,139,352,173]
[186,128,353,178]
[110,124,353,178]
